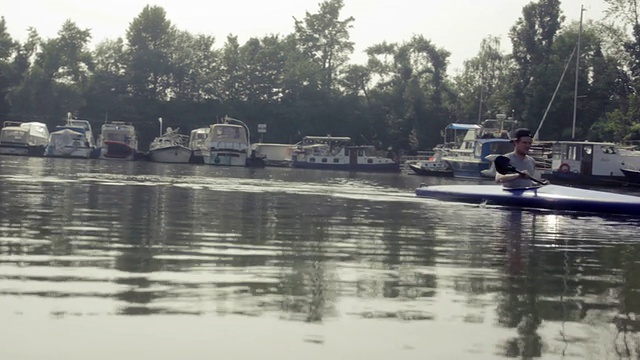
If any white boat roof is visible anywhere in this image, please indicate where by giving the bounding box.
[445,123,481,130]
[212,123,244,129]
[303,135,351,140]
[554,140,616,146]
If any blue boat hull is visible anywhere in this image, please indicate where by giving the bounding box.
[415,184,640,215]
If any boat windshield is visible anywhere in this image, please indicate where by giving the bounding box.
[105,132,133,144]
[215,126,243,139]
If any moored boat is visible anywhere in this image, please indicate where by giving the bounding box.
[408,162,453,177]
[541,141,640,186]
[251,143,296,167]
[0,121,49,156]
[440,115,518,179]
[415,183,640,216]
[97,121,138,160]
[204,118,250,167]
[148,127,192,164]
[45,117,96,158]
[292,136,399,172]
[188,127,210,164]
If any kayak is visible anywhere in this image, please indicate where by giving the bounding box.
[415,184,640,216]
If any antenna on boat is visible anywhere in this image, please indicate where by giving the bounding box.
[572,5,585,140]
[477,83,484,123]
[158,117,163,137]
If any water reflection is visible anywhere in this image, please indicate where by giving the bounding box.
[495,211,542,357]
[1,156,640,358]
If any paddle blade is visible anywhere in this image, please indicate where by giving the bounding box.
[494,155,517,175]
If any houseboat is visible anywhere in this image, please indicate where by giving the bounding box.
[542,141,640,186]
[291,136,400,172]
[0,121,49,156]
[96,121,138,160]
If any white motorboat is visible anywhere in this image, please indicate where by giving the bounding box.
[148,127,192,163]
[205,117,250,167]
[45,117,96,158]
[0,121,49,156]
[96,121,138,161]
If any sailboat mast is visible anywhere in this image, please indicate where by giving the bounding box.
[572,5,584,140]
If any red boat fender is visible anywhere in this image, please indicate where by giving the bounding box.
[559,163,570,173]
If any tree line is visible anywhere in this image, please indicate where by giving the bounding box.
[1,0,640,152]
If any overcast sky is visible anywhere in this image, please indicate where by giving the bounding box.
[1,0,609,73]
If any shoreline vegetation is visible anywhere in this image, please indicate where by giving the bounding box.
[1,0,640,154]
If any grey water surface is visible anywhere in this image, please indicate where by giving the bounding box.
[0,155,639,360]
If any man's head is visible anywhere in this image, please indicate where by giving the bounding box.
[511,128,533,156]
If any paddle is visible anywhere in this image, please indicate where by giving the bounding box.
[494,155,547,186]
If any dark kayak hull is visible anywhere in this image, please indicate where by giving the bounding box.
[621,168,640,184]
[415,184,640,215]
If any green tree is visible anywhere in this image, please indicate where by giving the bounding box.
[8,20,92,123]
[126,5,175,100]
[293,0,354,92]
[83,38,131,120]
[0,17,18,117]
[366,35,451,151]
[240,35,289,104]
[509,0,564,128]
[454,36,514,122]
[169,31,219,102]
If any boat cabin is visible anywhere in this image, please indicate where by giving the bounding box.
[550,141,639,177]
[0,121,49,147]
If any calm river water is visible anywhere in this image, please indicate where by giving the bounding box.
[1,155,640,359]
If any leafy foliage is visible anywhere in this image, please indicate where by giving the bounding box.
[0,0,640,150]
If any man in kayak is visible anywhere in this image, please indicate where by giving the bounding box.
[495,128,548,188]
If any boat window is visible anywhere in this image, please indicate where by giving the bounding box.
[562,144,580,160]
[1,130,27,142]
[358,150,364,156]
[552,143,562,160]
[367,158,373,163]
[344,148,349,156]
[490,142,513,155]
[333,158,339,163]
[216,126,243,139]
[309,157,316,163]
[321,158,327,163]
[600,145,617,154]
